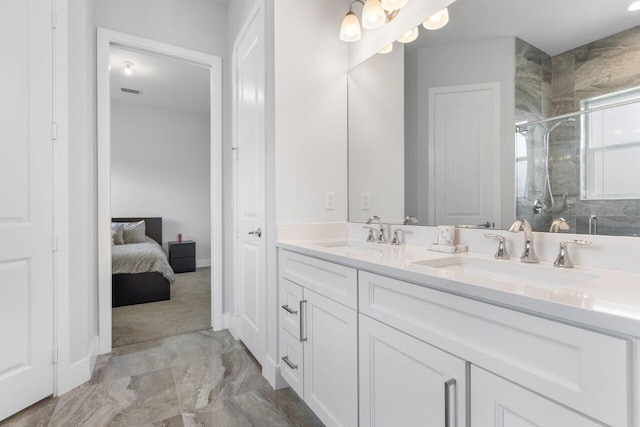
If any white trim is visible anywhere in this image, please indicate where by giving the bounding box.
[223,311,238,339]
[196,258,212,268]
[57,336,99,395]
[263,354,289,390]
[97,29,224,354]
[427,82,502,227]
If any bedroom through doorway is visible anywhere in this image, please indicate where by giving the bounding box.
[97,30,223,353]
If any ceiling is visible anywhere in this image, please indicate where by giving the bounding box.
[110,46,210,114]
[408,0,640,56]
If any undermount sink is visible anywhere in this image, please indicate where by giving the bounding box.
[410,257,600,288]
[312,241,384,253]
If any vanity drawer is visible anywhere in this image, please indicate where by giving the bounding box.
[279,250,357,309]
[280,330,304,398]
[359,271,630,427]
[280,278,303,340]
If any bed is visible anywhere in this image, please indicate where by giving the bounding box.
[111,217,175,307]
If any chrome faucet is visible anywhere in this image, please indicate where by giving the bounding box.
[366,216,386,243]
[554,240,591,268]
[403,216,418,225]
[550,218,570,233]
[508,219,539,263]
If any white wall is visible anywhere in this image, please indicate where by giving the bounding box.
[348,44,405,223]
[274,0,349,223]
[110,101,211,263]
[404,37,516,228]
[67,0,98,376]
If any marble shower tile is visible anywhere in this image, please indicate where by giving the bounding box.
[50,368,181,427]
[0,396,58,427]
[172,348,269,412]
[183,387,322,427]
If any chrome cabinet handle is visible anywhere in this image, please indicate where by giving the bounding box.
[248,227,262,237]
[445,378,456,427]
[299,300,307,342]
[281,304,297,315]
[281,356,297,370]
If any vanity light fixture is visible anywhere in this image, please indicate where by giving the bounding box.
[123,61,134,76]
[379,43,394,54]
[423,7,449,30]
[340,0,405,42]
[397,27,419,43]
[381,0,408,12]
[628,1,640,11]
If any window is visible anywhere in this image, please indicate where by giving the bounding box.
[581,87,640,200]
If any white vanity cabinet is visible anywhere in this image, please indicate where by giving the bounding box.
[278,250,358,427]
[359,314,466,427]
[471,367,602,426]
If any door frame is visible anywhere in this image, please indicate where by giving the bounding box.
[231,2,267,348]
[427,82,501,227]
[96,29,223,354]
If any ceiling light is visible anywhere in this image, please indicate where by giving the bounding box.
[381,0,408,12]
[423,8,449,30]
[379,43,393,54]
[362,0,386,29]
[340,11,362,42]
[628,1,640,11]
[123,61,133,76]
[397,27,419,43]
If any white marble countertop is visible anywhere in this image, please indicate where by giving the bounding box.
[277,238,640,338]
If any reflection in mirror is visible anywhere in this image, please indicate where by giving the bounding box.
[347,0,640,237]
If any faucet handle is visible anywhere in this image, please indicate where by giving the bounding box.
[484,234,510,259]
[554,240,592,268]
[362,225,376,243]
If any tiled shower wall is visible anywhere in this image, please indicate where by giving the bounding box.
[516,26,640,236]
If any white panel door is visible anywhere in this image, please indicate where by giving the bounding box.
[234,8,266,363]
[359,315,466,427]
[303,289,358,427]
[471,367,602,427]
[429,83,500,227]
[0,0,54,420]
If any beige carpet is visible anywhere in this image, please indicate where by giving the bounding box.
[112,267,211,347]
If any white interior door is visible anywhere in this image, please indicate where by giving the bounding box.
[0,0,54,420]
[234,9,266,363]
[429,83,500,227]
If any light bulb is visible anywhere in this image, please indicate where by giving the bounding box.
[379,43,393,54]
[362,0,386,29]
[628,1,640,11]
[340,11,362,42]
[381,0,408,12]
[397,27,419,43]
[423,8,449,30]
[123,61,133,76]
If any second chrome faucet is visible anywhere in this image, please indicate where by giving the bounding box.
[508,219,539,263]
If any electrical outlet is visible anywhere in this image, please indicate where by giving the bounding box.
[325,192,336,210]
[361,193,371,210]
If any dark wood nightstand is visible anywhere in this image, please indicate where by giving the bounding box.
[168,240,196,273]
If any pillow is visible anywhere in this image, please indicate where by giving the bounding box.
[111,223,125,245]
[122,220,146,244]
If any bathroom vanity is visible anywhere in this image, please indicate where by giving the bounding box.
[276,239,639,427]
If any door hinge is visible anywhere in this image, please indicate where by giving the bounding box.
[52,235,59,252]
[51,12,57,29]
[51,122,58,140]
[231,146,239,160]
[52,347,59,364]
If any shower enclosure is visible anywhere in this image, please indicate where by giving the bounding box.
[516,92,640,236]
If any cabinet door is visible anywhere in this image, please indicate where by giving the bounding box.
[471,367,602,426]
[360,315,466,427]
[303,289,358,427]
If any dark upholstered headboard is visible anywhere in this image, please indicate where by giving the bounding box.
[112,217,162,245]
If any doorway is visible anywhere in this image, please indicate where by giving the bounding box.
[97,30,223,354]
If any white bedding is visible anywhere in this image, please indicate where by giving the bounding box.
[111,237,175,283]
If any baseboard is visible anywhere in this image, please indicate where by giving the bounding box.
[58,335,99,395]
[223,311,238,338]
[263,354,288,390]
[196,258,211,268]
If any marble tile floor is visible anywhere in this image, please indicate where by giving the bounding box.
[1,329,323,427]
